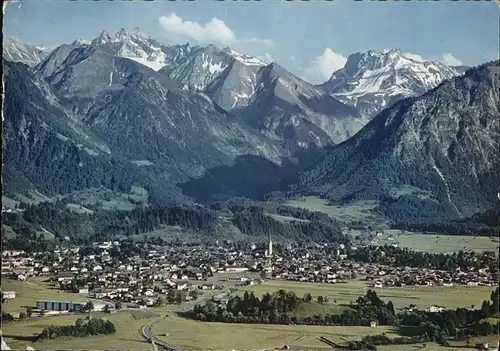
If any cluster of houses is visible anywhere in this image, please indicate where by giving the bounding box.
[267,245,497,287]
[1,239,497,312]
[1,244,264,309]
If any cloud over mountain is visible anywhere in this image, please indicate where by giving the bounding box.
[159,13,237,46]
[296,48,347,84]
[158,13,273,51]
[440,52,463,66]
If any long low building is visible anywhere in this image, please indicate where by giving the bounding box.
[36,300,87,312]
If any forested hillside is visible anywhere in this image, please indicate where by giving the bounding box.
[391,208,500,237]
[1,199,347,251]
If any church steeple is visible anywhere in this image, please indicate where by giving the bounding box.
[267,233,273,257]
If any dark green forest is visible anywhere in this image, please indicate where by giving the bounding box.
[391,208,500,237]
[1,199,347,251]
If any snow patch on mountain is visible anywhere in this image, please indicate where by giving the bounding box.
[319,49,462,118]
[3,37,51,67]
[223,47,266,66]
[201,52,228,75]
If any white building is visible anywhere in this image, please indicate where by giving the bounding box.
[427,305,445,313]
[2,291,16,300]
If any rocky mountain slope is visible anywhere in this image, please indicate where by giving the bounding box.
[2,59,135,197]
[6,29,491,212]
[37,28,365,150]
[3,29,372,204]
[319,49,461,118]
[2,37,51,67]
[156,37,366,148]
[163,46,266,111]
[235,62,368,148]
[297,61,500,220]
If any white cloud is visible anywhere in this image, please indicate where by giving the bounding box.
[403,52,425,62]
[159,13,237,46]
[440,53,463,66]
[158,13,273,50]
[305,48,347,84]
[257,53,274,64]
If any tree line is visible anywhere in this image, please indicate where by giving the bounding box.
[190,287,500,350]
[2,199,347,252]
[38,317,116,340]
[393,208,499,237]
[191,289,396,326]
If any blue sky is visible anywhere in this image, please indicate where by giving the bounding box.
[4,0,499,83]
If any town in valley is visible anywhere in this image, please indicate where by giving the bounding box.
[1,0,499,350]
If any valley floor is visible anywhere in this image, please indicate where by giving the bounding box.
[1,276,498,351]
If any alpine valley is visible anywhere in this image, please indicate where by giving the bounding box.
[2,28,499,236]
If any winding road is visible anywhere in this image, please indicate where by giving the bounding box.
[140,289,231,351]
[141,315,179,351]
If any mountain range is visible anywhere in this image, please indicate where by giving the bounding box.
[3,28,497,222]
[318,49,463,118]
[297,60,499,220]
[2,37,51,67]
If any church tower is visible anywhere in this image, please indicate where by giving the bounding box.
[268,233,273,257]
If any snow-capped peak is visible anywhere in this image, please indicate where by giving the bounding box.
[72,38,91,46]
[3,37,51,67]
[95,27,149,45]
[222,47,265,66]
[88,27,174,71]
[320,49,462,118]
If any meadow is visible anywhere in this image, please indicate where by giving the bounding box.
[284,197,389,228]
[393,232,499,253]
[2,277,497,350]
[1,277,89,314]
[243,279,495,311]
[284,196,499,254]
[153,315,397,351]
[1,310,156,350]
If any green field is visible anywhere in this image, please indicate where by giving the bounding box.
[1,310,156,350]
[1,196,20,209]
[284,197,390,228]
[266,213,310,223]
[244,279,495,311]
[2,277,496,350]
[66,203,94,214]
[360,229,500,254]
[396,233,499,254]
[285,196,498,254]
[153,315,397,351]
[1,277,89,313]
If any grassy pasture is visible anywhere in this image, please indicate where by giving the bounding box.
[243,279,495,311]
[266,213,310,223]
[1,277,90,313]
[359,229,500,254]
[153,315,397,351]
[284,197,389,227]
[1,310,156,350]
[396,233,499,254]
[285,196,498,254]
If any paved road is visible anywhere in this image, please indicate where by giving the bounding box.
[140,289,231,351]
[141,316,179,351]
